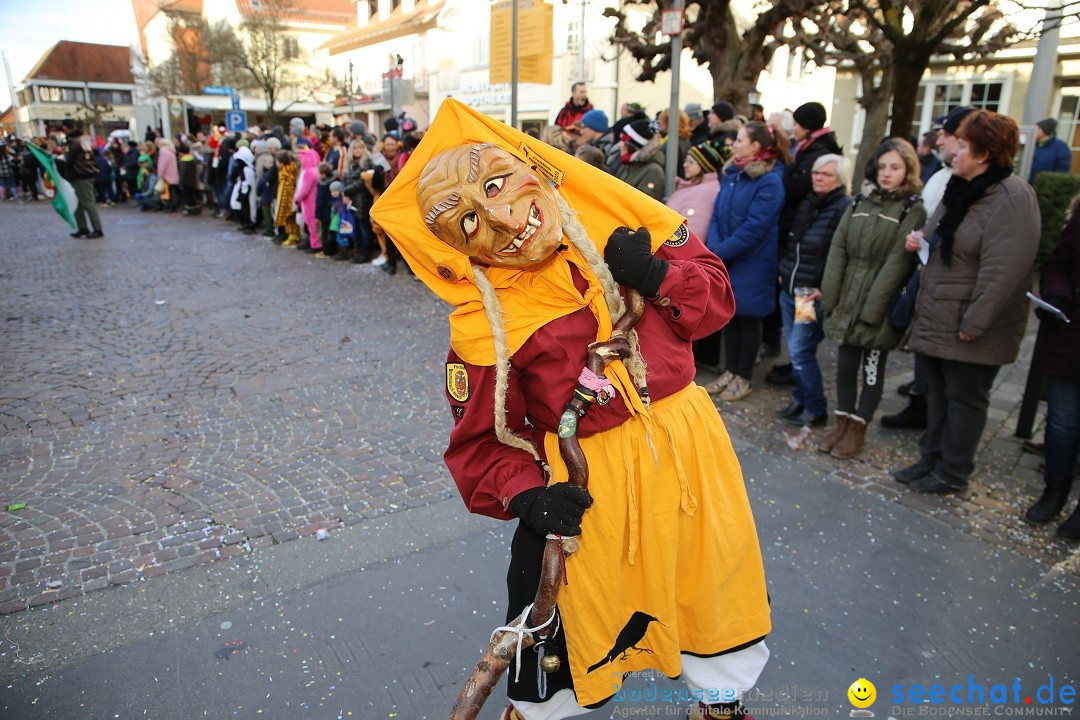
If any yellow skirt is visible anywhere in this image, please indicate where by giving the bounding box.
[541,383,771,706]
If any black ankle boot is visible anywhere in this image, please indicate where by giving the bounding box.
[1024,478,1073,525]
[1058,504,1080,541]
[881,395,927,429]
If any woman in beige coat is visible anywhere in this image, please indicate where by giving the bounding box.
[893,111,1040,494]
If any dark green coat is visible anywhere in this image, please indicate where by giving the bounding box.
[615,137,666,201]
[821,190,926,350]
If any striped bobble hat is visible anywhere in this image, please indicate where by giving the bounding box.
[687,140,724,174]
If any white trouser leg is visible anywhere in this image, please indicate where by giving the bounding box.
[681,641,771,704]
[512,688,591,720]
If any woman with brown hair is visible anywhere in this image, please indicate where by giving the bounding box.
[703,121,790,401]
[895,110,1040,494]
[818,138,926,459]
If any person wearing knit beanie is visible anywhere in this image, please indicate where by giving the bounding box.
[236,138,250,149]
[580,109,609,134]
[668,140,725,239]
[710,101,735,124]
[621,119,654,149]
[349,120,367,138]
[687,140,724,174]
[329,180,343,194]
[1031,116,1072,182]
[616,119,664,200]
[1036,118,1058,136]
[792,102,827,133]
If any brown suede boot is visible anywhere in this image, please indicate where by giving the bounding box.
[817,412,851,454]
[831,414,867,459]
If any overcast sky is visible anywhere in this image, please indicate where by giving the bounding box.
[0,0,138,110]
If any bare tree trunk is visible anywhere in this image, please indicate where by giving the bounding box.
[851,64,894,193]
[889,45,934,143]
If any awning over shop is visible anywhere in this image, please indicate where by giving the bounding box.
[171,95,334,114]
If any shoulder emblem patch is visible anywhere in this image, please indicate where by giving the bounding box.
[664,223,689,247]
[446,363,470,402]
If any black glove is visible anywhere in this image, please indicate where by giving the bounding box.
[509,484,593,536]
[605,226,669,298]
[1035,294,1072,323]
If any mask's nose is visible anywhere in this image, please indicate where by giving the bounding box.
[484,203,523,234]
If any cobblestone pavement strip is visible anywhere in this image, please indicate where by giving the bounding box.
[0,201,1075,617]
[0,203,457,614]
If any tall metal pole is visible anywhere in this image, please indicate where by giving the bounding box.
[1023,0,1062,128]
[578,0,585,84]
[664,0,685,200]
[1019,0,1063,183]
[511,0,519,128]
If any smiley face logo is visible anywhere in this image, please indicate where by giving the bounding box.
[848,678,876,709]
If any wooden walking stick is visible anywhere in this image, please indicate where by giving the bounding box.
[448,291,646,720]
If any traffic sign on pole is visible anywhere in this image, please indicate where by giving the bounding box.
[225,110,247,132]
[231,95,240,111]
[203,86,236,96]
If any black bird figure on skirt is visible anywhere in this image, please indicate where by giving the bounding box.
[587,611,660,672]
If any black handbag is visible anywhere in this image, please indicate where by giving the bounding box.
[889,227,938,332]
[888,266,922,331]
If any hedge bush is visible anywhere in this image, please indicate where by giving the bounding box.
[1033,171,1080,269]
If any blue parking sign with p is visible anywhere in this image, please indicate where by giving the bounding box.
[226,110,247,132]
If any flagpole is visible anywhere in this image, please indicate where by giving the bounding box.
[3,51,27,138]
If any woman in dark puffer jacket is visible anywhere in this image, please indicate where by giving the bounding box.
[775,154,852,428]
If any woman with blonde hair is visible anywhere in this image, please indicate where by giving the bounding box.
[818,138,926,460]
[341,139,381,263]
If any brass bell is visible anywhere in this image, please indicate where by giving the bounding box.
[539,654,561,673]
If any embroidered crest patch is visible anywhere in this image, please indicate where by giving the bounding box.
[446,363,470,402]
[452,405,465,419]
[664,223,689,247]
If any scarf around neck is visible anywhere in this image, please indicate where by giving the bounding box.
[937,165,1012,265]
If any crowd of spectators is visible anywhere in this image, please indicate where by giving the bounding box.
[537,93,1073,535]
[2,112,425,275]
[3,92,1076,537]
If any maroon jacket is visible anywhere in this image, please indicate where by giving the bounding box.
[444,233,734,520]
[1033,208,1080,381]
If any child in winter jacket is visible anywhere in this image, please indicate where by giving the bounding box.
[178,144,201,215]
[292,144,323,252]
[314,162,336,256]
[274,150,300,246]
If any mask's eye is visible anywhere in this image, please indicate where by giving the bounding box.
[461,212,479,239]
[483,175,507,198]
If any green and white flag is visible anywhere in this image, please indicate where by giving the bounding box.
[26,143,77,229]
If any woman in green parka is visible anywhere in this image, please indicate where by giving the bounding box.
[818,138,926,460]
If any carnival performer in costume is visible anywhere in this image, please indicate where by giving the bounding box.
[370,100,771,720]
